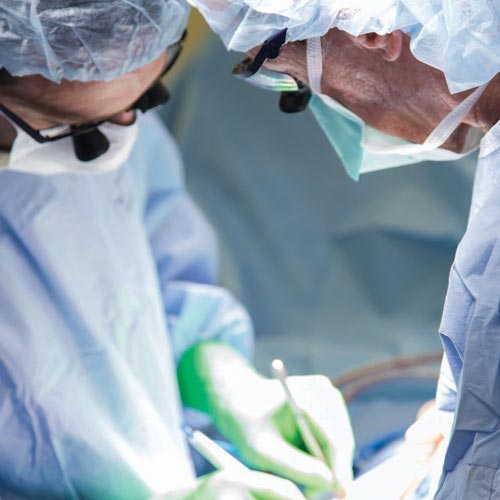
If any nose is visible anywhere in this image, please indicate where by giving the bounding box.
[109,110,136,126]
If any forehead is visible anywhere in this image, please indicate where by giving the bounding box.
[2,53,168,123]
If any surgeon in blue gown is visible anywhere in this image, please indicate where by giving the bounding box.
[0,112,252,498]
[0,2,355,499]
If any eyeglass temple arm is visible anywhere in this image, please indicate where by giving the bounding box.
[0,102,49,143]
[247,29,288,75]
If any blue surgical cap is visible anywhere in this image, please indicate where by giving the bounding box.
[189,0,500,93]
[0,0,190,82]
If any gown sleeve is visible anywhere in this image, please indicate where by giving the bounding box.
[141,113,254,363]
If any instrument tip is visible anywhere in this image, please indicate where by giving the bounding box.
[271,359,284,371]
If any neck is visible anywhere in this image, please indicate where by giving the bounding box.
[0,116,16,150]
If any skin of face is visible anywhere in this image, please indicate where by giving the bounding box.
[261,29,500,152]
[0,51,168,137]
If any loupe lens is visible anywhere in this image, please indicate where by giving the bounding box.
[72,128,110,162]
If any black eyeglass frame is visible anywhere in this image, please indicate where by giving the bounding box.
[0,30,187,145]
[232,29,311,113]
[234,29,289,79]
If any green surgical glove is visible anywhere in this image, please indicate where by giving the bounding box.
[177,342,354,498]
[155,469,306,500]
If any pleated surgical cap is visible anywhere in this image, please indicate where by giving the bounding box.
[189,0,500,93]
[0,0,190,82]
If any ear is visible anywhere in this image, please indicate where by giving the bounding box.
[354,30,403,62]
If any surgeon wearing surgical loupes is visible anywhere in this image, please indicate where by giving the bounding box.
[0,2,355,499]
[186,0,500,498]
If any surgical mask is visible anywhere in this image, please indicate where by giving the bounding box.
[306,37,486,181]
[5,119,139,175]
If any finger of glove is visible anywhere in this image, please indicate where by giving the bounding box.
[249,433,334,491]
[286,376,354,487]
[405,408,442,445]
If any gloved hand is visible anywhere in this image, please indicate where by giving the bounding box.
[177,342,354,499]
[155,469,306,500]
[402,401,449,500]
[405,401,446,464]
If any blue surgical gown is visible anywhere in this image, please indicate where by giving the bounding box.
[0,113,253,499]
[435,134,500,499]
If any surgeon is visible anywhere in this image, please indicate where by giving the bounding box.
[187,0,500,498]
[0,2,354,499]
